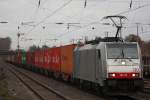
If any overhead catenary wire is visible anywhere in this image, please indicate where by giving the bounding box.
[54,21,150,41]
[0,15,18,25]
[23,0,150,44]
[19,0,103,33]
[84,0,87,8]
[53,21,150,40]
[65,2,150,37]
[26,0,73,34]
[117,3,150,15]
[26,0,49,26]
[54,21,102,38]
[79,3,149,34]
[130,0,133,9]
[25,0,111,35]
[109,0,150,3]
[38,0,41,8]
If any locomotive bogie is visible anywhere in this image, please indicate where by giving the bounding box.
[105,79,144,91]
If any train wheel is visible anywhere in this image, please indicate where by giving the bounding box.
[79,80,84,89]
[44,70,49,76]
[62,74,69,81]
[95,86,102,95]
[101,86,109,95]
[54,72,60,79]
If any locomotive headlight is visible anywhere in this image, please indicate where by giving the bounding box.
[132,73,139,77]
[109,73,116,77]
[132,73,136,77]
[112,73,116,77]
[121,61,126,65]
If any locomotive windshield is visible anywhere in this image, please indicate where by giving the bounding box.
[107,43,138,59]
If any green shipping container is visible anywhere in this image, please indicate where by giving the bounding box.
[21,50,26,64]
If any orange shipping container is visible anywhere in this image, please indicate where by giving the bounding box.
[61,44,76,77]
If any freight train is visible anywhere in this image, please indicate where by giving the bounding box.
[7,37,144,94]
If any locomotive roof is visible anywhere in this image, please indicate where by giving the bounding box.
[75,42,138,51]
[75,44,97,51]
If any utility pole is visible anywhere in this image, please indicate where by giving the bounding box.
[70,39,75,44]
[136,23,140,43]
[17,26,24,54]
[17,26,20,55]
[17,33,20,52]
[105,31,109,37]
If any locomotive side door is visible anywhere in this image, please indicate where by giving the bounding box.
[96,49,103,86]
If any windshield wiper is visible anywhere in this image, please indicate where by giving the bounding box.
[121,49,124,58]
[114,49,124,62]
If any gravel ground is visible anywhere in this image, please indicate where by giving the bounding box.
[136,92,150,100]
[6,63,105,100]
[0,58,40,100]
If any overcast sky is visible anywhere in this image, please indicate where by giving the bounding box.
[0,0,150,50]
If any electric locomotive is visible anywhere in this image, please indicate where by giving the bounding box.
[73,37,143,93]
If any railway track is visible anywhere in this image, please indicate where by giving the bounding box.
[8,67,71,100]
[108,95,138,100]
[142,79,150,94]
[6,63,105,100]
[143,87,150,94]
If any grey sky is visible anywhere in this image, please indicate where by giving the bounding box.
[0,0,150,50]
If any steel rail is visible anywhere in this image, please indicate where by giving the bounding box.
[8,68,45,100]
[9,67,71,100]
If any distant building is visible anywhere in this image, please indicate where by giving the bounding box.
[0,37,11,51]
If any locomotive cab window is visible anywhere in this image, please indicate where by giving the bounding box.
[106,43,139,59]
